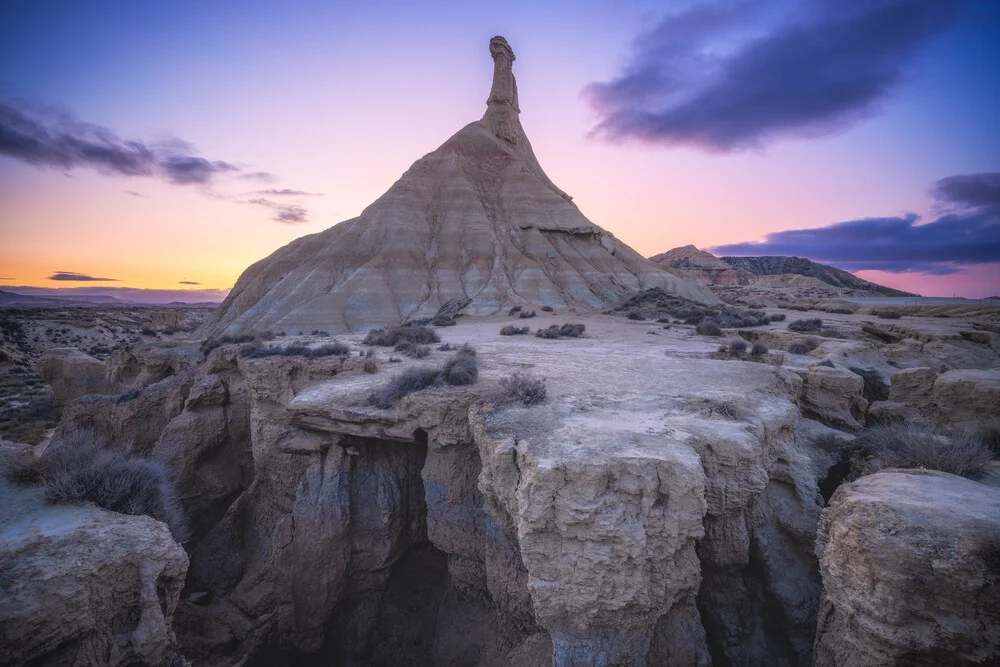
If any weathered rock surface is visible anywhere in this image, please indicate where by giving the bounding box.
[203,37,715,337]
[932,368,1000,426]
[36,347,107,400]
[800,364,867,433]
[815,470,1000,666]
[0,480,188,666]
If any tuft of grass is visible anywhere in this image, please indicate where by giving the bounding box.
[788,318,822,333]
[535,323,586,339]
[363,324,440,347]
[495,373,546,406]
[500,325,530,336]
[443,355,478,386]
[788,338,820,355]
[26,431,188,542]
[728,339,748,356]
[201,333,258,355]
[750,342,768,357]
[847,421,992,480]
[695,320,722,336]
[967,417,1000,457]
[394,341,431,359]
[712,401,744,420]
[368,367,443,409]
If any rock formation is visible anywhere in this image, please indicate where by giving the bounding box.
[204,37,716,337]
[815,471,1000,666]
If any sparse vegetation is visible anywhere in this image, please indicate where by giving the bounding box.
[626,310,645,321]
[363,324,440,346]
[968,417,1000,457]
[695,321,722,336]
[535,323,585,339]
[611,288,770,328]
[394,341,431,359]
[436,343,455,351]
[240,342,350,359]
[846,421,993,480]
[367,346,478,408]
[788,338,820,355]
[712,401,744,420]
[363,358,380,374]
[877,310,902,319]
[495,373,546,406]
[541,305,554,312]
[728,339,748,356]
[500,325,531,336]
[431,314,456,327]
[10,431,188,542]
[519,310,537,319]
[769,313,786,322]
[201,334,258,355]
[788,318,822,333]
[750,342,768,357]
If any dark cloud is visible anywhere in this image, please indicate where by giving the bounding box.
[585,0,965,151]
[930,173,1000,209]
[178,280,201,285]
[710,173,1000,274]
[254,188,322,197]
[159,155,238,185]
[49,271,119,282]
[0,99,265,186]
[246,197,309,224]
[123,190,149,198]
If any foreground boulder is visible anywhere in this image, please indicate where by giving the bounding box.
[0,480,189,666]
[815,470,1000,666]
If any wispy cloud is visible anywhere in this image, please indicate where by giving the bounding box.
[178,280,201,285]
[238,171,277,183]
[253,188,322,197]
[49,271,120,282]
[124,190,149,198]
[710,172,1000,274]
[584,0,966,151]
[246,197,309,224]
[1,99,263,186]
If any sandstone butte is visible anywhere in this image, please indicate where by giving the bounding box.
[203,36,717,337]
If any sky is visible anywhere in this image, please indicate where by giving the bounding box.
[1,0,998,299]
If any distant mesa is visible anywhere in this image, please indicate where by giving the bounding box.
[204,36,717,336]
[652,245,917,298]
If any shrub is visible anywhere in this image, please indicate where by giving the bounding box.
[769,313,786,322]
[656,317,671,324]
[626,311,645,321]
[500,325,530,336]
[394,341,431,359]
[877,310,902,319]
[311,330,330,336]
[368,367,443,409]
[788,338,820,355]
[363,358,380,374]
[201,334,257,355]
[695,320,722,336]
[508,306,522,316]
[310,342,350,357]
[535,323,585,339]
[788,318,822,333]
[496,373,546,406]
[541,305,554,312]
[747,301,765,310]
[431,314,456,327]
[750,342,768,357]
[456,344,477,358]
[436,343,455,351]
[968,417,1000,457]
[141,327,156,337]
[848,421,992,479]
[364,324,440,346]
[712,401,744,420]
[519,310,537,319]
[31,431,188,542]
[728,339,748,356]
[443,355,478,386]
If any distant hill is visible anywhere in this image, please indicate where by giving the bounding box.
[0,290,77,306]
[719,256,916,297]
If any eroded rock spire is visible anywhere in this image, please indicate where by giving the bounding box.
[482,35,572,201]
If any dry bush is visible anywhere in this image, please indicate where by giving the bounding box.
[394,341,431,359]
[712,401,745,420]
[23,431,188,542]
[443,355,478,386]
[541,305,554,312]
[310,341,351,357]
[788,338,820,355]
[967,417,1000,457]
[976,528,1000,575]
[728,339,748,356]
[508,306,522,316]
[695,321,722,336]
[431,314,456,327]
[626,311,645,321]
[519,310,537,319]
[368,367,443,409]
[201,333,257,355]
[500,325,530,336]
[750,342,768,357]
[495,373,546,406]
[363,358,380,374]
[363,324,439,346]
[847,421,992,479]
[788,318,822,333]
[436,343,456,351]
[769,313,786,322]
[535,323,586,339]
[877,310,902,319]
